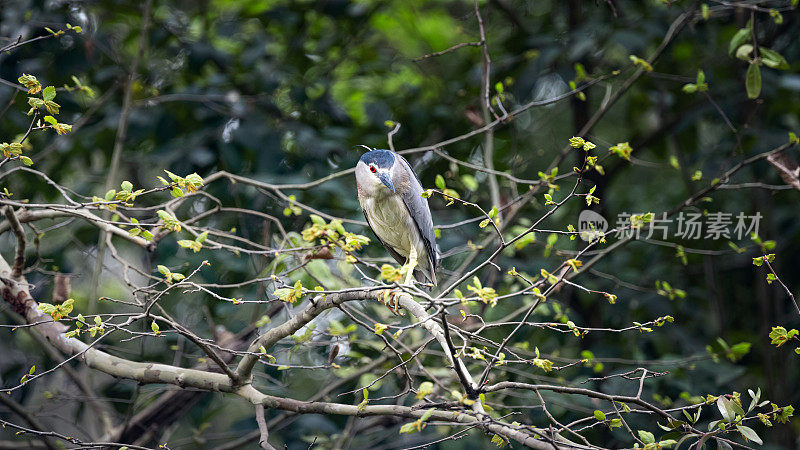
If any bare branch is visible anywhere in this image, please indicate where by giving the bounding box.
[255,404,275,450]
[3,206,26,277]
[0,395,59,450]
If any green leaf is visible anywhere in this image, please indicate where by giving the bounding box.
[491,434,507,447]
[373,322,388,335]
[185,173,204,188]
[435,174,446,190]
[274,288,292,302]
[760,48,790,70]
[398,422,417,434]
[420,408,434,422]
[729,398,746,416]
[638,430,655,444]
[20,156,33,166]
[716,439,733,450]
[594,410,606,421]
[43,115,57,125]
[769,8,783,25]
[736,425,763,444]
[746,63,761,99]
[735,44,754,61]
[728,28,751,55]
[42,86,56,102]
[461,174,478,191]
[717,396,735,422]
[121,181,133,192]
[27,97,44,110]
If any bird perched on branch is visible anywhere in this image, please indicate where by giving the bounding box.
[355,149,438,286]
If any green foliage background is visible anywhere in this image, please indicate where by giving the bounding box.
[1,0,799,448]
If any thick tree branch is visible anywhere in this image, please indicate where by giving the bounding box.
[235,289,386,380]
[0,257,574,448]
[237,385,574,449]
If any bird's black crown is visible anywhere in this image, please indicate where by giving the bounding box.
[359,149,395,169]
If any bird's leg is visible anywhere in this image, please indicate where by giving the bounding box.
[403,245,418,286]
[378,290,404,316]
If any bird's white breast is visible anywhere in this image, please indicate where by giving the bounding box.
[362,195,425,263]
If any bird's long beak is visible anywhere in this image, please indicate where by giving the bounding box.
[377,172,395,193]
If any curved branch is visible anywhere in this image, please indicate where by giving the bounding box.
[0,255,576,448]
[234,289,386,380]
[237,384,575,449]
[0,205,150,248]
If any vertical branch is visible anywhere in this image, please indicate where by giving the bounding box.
[440,311,477,399]
[749,9,759,59]
[255,404,275,450]
[475,0,498,121]
[90,0,153,309]
[3,206,26,278]
[475,0,502,223]
[387,122,401,152]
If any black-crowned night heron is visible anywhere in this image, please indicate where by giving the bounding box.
[356,149,438,286]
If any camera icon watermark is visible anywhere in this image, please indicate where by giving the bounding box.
[578,210,608,242]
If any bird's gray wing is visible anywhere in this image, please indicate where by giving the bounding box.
[395,154,438,276]
[361,208,407,267]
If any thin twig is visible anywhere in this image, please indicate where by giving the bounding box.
[387,122,401,152]
[413,41,482,61]
[440,311,477,399]
[90,0,153,310]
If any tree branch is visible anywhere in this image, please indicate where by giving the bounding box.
[0,395,59,450]
[237,385,574,449]
[440,311,477,399]
[3,206,25,277]
[0,258,576,449]
[0,205,150,248]
[255,404,275,450]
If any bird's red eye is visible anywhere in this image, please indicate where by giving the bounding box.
[370,165,377,173]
